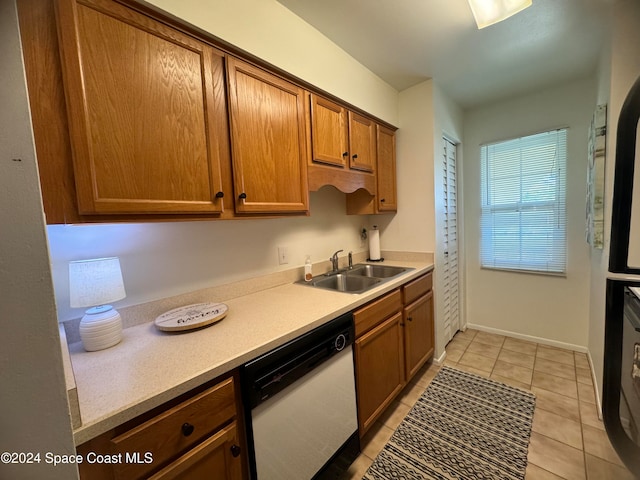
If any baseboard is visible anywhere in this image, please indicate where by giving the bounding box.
[464,323,604,414]
[433,350,447,365]
[587,350,603,419]
[465,323,588,353]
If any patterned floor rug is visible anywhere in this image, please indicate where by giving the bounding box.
[363,366,536,480]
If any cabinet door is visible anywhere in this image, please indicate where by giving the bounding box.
[348,112,376,173]
[148,422,242,480]
[55,0,228,215]
[310,94,349,168]
[376,125,397,212]
[354,312,404,437]
[226,57,309,214]
[403,291,435,381]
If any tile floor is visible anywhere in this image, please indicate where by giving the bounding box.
[343,328,637,480]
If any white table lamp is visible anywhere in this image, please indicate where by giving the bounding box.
[69,257,126,352]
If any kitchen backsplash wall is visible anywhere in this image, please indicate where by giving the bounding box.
[48,188,372,322]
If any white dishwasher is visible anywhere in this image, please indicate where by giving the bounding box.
[242,312,359,479]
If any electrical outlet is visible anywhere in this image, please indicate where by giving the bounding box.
[277,246,289,265]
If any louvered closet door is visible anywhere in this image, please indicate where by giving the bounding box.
[442,138,460,343]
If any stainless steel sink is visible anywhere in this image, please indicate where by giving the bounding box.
[307,273,381,294]
[298,263,414,294]
[349,264,409,279]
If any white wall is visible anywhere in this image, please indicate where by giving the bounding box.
[381,81,436,254]
[463,77,595,348]
[379,79,463,359]
[588,0,640,400]
[0,1,78,478]
[46,0,401,322]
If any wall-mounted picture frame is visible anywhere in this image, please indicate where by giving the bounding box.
[586,104,607,249]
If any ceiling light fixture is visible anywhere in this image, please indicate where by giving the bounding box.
[467,0,532,29]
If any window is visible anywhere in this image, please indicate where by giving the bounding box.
[480,129,567,275]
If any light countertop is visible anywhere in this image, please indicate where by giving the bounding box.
[68,260,433,445]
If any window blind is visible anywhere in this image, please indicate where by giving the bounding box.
[480,129,567,274]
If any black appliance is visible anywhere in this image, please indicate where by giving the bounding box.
[604,74,640,477]
[241,312,359,479]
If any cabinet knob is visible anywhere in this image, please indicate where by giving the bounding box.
[407,316,413,322]
[215,191,224,198]
[181,422,195,437]
[342,152,349,157]
[352,154,358,159]
[239,192,247,200]
[380,198,386,203]
[230,445,241,458]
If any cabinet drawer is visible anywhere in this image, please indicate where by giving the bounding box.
[403,272,432,305]
[147,421,242,480]
[111,377,236,480]
[354,289,402,337]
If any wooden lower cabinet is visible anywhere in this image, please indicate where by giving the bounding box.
[354,311,404,436]
[353,271,435,437]
[403,290,434,381]
[148,422,242,480]
[77,372,246,480]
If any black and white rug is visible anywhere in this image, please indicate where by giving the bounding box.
[363,366,536,480]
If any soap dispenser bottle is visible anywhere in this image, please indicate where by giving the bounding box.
[304,255,313,282]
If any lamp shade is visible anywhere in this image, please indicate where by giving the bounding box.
[468,0,532,29]
[69,257,126,309]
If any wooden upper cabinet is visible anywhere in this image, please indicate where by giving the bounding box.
[226,57,309,214]
[54,0,229,215]
[309,95,375,174]
[308,95,379,196]
[376,125,397,212]
[309,94,349,168]
[348,112,376,173]
[345,124,397,215]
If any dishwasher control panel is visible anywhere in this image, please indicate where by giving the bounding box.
[241,312,354,408]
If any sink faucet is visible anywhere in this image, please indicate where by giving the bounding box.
[330,249,343,272]
[348,251,353,269]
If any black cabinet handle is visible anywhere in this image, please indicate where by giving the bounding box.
[407,317,413,322]
[230,445,241,457]
[352,154,358,159]
[342,152,349,157]
[239,192,247,200]
[215,191,224,198]
[181,422,195,437]
[380,198,386,203]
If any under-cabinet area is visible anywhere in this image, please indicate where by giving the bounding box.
[67,261,433,479]
[17,0,397,225]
